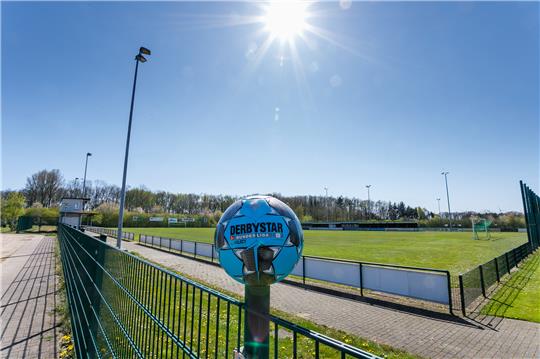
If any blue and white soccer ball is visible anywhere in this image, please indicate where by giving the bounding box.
[215,196,303,285]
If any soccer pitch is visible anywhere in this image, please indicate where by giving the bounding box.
[117,227,527,274]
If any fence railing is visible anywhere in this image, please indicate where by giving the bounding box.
[458,242,533,315]
[457,181,540,315]
[59,224,378,358]
[84,226,453,310]
[85,227,136,241]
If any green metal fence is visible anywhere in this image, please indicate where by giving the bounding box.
[457,181,540,315]
[58,224,379,358]
[521,181,540,250]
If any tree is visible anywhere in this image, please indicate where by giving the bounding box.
[1,192,26,230]
[24,169,64,207]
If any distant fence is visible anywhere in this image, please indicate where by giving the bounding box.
[59,224,378,358]
[16,216,58,232]
[84,226,453,310]
[86,227,136,241]
[457,181,539,315]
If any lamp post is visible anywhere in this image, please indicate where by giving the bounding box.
[117,47,151,248]
[82,153,92,197]
[366,185,371,219]
[324,187,329,222]
[441,172,452,230]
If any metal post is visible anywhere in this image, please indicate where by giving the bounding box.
[117,58,140,248]
[244,285,270,359]
[366,185,371,219]
[359,262,363,296]
[494,259,500,282]
[82,152,91,198]
[442,172,452,230]
[479,265,486,298]
[520,181,533,249]
[446,271,453,314]
[324,187,329,222]
[302,256,306,285]
[459,275,466,316]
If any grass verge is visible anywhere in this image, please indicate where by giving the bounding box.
[54,240,75,358]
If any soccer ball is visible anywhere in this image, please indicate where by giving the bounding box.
[215,195,304,285]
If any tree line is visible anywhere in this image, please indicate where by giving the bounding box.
[1,169,526,230]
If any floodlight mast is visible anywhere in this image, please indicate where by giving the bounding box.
[117,47,151,248]
[441,171,452,230]
[82,152,92,198]
[366,185,371,219]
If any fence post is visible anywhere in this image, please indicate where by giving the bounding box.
[181,239,183,254]
[494,258,500,282]
[169,237,171,251]
[459,275,466,316]
[211,245,215,263]
[446,271,453,314]
[359,262,364,296]
[160,236,162,248]
[520,180,533,247]
[194,242,198,258]
[513,249,518,268]
[479,265,486,298]
[302,256,306,285]
[505,252,511,274]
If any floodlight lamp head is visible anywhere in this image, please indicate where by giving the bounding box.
[87,152,92,156]
[139,47,151,55]
[135,54,147,63]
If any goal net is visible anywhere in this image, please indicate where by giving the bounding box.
[472,218,492,240]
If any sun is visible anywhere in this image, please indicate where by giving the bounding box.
[263,1,309,41]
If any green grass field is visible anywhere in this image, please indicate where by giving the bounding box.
[116,227,527,274]
[481,252,540,323]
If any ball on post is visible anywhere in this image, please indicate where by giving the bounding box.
[215,195,304,285]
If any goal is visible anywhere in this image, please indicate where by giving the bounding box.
[472,218,492,240]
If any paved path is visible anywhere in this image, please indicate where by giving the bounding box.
[109,237,540,359]
[1,234,60,359]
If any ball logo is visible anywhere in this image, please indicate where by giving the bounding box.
[215,196,304,285]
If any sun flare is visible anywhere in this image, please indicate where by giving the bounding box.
[263,1,309,41]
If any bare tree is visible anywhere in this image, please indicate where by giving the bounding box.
[24,169,64,207]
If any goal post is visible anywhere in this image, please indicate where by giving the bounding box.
[472,218,492,240]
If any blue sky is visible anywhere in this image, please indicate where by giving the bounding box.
[2,1,538,212]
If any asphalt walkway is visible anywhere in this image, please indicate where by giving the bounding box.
[108,237,540,359]
[0,234,60,359]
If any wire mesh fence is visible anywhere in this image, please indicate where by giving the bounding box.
[58,224,378,358]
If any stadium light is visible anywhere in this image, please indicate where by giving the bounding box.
[117,47,151,248]
[366,185,371,219]
[324,187,329,222]
[82,153,92,198]
[441,172,452,230]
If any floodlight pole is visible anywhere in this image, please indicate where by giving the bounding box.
[244,284,270,358]
[82,152,92,197]
[366,185,371,219]
[441,172,452,230]
[118,49,149,248]
[324,187,329,222]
